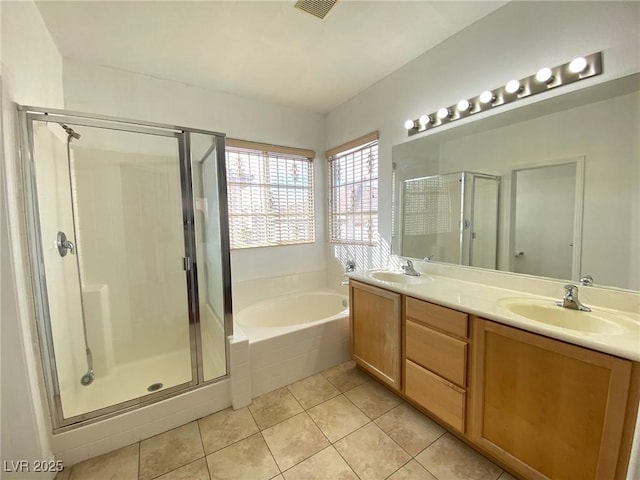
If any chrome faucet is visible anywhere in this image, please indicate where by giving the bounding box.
[342,260,356,286]
[580,275,594,286]
[401,260,420,277]
[555,284,591,312]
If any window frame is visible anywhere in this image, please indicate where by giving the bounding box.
[225,139,316,250]
[326,131,379,246]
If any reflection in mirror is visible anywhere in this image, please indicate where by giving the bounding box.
[511,160,581,280]
[400,172,499,269]
[392,74,640,291]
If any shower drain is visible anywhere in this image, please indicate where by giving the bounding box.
[147,383,164,392]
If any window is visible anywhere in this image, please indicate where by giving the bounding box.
[327,132,379,245]
[225,139,315,249]
[402,175,452,236]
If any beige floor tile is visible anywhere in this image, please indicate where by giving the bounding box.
[287,374,340,409]
[155,458,210,480]
[415,433,503,480]
[307,395,370,442]
[334,423,411,480]
[271,476,284,480]
[262,412,330,471]
[321,361,370,392]
[386,460,438,480]
[283,446,358,480]
[54,468,71,480]
[249,387,304,430]
[198,406,259,454]
[375,403,446,456]
[498,473,518,480]
[69,443,138,480]
[206,433,279,480]
[344,380,401,419]
[139,422,204,480]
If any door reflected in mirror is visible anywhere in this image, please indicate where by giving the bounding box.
[511,161,581,280]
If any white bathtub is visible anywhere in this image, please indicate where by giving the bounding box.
[234,290,351,397]
[236,291,348,329]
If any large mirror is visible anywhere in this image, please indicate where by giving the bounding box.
[392,74,640,291]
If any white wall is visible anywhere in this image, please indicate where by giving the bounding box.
[62,60,327,285]
[324,0,640,283]
[1,0,64,476]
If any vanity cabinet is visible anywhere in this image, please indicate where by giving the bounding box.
[403,297,469,432]
[470,318,632,480]
[349,280,401,390]
[349,279,639,479]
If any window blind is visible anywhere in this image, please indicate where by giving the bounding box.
[226,144,315,249]
[403,176,452,236]
[327,132,379,245]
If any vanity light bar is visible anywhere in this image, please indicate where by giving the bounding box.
[404,51,603,136]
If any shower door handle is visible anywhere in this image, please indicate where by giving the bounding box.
[57,231,76,257]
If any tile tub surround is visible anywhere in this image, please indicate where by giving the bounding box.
[56,361,521,480]
[232,271,352,399]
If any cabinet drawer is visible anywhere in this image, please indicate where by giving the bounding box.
[406,320,467,387]
[405,359,466,432]
[405,297,468,338]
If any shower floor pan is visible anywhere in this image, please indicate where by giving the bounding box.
[60,344,225,420]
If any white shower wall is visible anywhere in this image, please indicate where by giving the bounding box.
[32,122,87,418]
[72,148,190,369]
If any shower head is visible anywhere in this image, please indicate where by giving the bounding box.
[61,124,81,141]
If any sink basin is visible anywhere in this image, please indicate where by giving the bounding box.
[370,271,423,285]
[498,298,630,335]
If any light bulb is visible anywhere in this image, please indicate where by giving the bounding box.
[505,79,522,94]
[457,99,471,112]
[536,67,553,83]
[418,115,432,127]
[437,107,451,120]
[479,90,495,104]
[569,56,588,73]
[404,119,415,130]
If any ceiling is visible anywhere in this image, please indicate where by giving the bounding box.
[35,1,507,113]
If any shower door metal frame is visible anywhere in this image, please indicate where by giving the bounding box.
[464,172,501,269]
[18,105,233,431]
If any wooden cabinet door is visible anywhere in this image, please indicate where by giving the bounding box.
[349,281,401,390]
[470,318,631,480]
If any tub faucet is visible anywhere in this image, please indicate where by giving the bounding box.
[555,284,591,312]
[402,260,420,277]
[345,260,356,273]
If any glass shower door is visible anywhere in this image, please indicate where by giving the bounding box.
[29,119,194,422]
[190,133,230,382]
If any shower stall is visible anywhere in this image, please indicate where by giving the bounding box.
[19,106,232,431]
[400,171,500,268]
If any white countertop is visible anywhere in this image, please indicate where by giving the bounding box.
[348,269,640,362]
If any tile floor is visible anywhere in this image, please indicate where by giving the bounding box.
[55,361,518,480]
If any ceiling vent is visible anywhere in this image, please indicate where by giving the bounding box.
[294,0,338,20]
